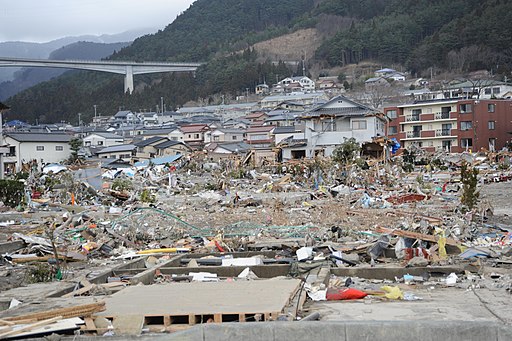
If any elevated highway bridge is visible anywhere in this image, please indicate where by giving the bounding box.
[0,57,202,94]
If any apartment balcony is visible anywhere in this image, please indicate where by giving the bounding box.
[406,131,421,138]
[434,112,455,120]
[435,129,453,137]
[405,115,420,122]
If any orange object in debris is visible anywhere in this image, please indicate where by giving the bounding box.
[71,193,75,205]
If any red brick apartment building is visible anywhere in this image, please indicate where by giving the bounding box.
[385,99,512,153]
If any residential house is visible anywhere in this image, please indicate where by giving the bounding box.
[442,80,512,100]
[134,136,169,160]
[385,98,512,153]
[154,140,192,157]
[96,144,137,162]
[138,126,178,140]
[277,76,316,92]
[83,132,124,148]
[3,133,72,172]
[204,128,246,144]
[316,78,340,91]
[273,125,305,145]
[264,110,300,127]
[91,115,113,127]
[222,118,251,129]
[280,95,387,160]
[179,124,210,150]
[385,72,406,81]
[243,112,268,125]
[136,112,159,126]
[365,77,390,90]
[207,142,251,155]
[112,125,146,138]
[112,110,138,127]
[245,125,275,147]
[260,92,329,109]
[255,83,270,95]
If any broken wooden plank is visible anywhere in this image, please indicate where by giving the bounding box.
[376,226,461,247]
[4,302,105,322]
[62,279,95,298]
[0,316,62,339]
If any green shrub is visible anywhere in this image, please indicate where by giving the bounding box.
[0,179,25,207]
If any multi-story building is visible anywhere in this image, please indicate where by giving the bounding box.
[385,99,512,153]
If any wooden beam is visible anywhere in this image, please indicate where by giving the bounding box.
[376,226,461,247]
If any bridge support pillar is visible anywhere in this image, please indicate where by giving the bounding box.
[124,65,134,94]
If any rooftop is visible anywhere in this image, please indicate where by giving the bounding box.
[5,132,72,143]
[96,144,136,154]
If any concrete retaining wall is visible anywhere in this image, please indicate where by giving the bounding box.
[165,321,512,341]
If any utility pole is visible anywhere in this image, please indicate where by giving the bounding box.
[93,105,97,128]
[160,97,164,114]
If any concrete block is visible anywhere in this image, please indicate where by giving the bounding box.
[221,257,263,266]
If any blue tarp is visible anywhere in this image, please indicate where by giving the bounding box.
[390,138,401,154]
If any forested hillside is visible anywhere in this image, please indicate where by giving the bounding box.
[5,0,512,124]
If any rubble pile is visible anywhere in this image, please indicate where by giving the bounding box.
[0,150,511,337]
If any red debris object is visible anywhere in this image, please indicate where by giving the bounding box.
[214,240,225,252]
[326,288,368,301]
[385,194,429,205]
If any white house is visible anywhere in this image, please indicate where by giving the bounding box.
[280,96,387,160]
[3,133,72,171]
[83,132,124,148]
[113,110,138,127]
[96,144,136,162]
[204,128,246,144]
[136,112,159,126]
[277,76,316,92]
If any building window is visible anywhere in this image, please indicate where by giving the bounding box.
[488,103,495,113]
[352,120,367,130]
[488,121,495,130]
[388,126,398,135]
[442,140,452,151]
[460,103,472,113]
[194,134,200,139]
[322,120,337,131]
[98,141,104,146]
[460,121,473,131]
[232,136,238,140]
[213,135,220,141]
[36,146,44,151]
[492,87,500,94]
[55,146,64,151]
[387,110,397,119]
[485,88,492,95]
[171,137,178,141]
[461,138,473,149]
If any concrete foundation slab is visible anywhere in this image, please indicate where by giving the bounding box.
[100,279,301,317]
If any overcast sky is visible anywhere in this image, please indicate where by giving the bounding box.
[0,0,196,43]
